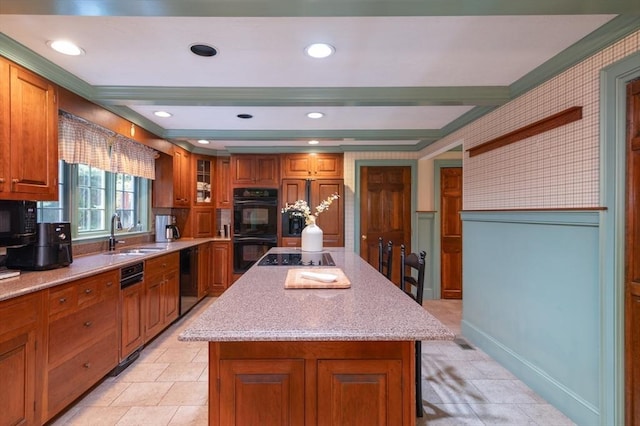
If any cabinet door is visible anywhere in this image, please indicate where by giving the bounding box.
[163,264,180,324]
[144,269,164,341]
[8,63,58,199]
[254,155,279,186]
[231,156,256,185]
[0,292,42,426]
[173,149,191,206]
[311,180,344,247]
[191,207,214,238]
[219,359,305,426]
[313,153,343,178]
[0,59,9,194]
[194,156,213,205]
[121,282,144,360]
[281,179,306,205]
[216,157,232,208]
[198,242,212,299]
[317,359,403,426]
[211,242,230,296]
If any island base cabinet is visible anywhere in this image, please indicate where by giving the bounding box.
[209,340,414,426]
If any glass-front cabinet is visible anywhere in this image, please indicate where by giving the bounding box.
[194,156,213,205]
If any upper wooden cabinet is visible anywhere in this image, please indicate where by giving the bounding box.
[281,153,343,179]
[0,57,58,200]
[216,156,232,208]
[194,155,214,205]
[231,154,279,187]
[153,147,191,208]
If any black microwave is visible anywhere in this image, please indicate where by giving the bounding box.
[0,200,37,247]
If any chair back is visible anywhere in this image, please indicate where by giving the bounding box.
[378,237,393,280]
[400,245,426,305]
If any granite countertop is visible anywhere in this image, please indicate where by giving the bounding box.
[0,238,213,302]
[179,247,455,342]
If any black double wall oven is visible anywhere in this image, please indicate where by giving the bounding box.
[233,188,278,273]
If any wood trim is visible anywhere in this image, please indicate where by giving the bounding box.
[467,106,583,157]
[461,207,606,212]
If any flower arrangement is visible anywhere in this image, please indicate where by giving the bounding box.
[282,193,340,225]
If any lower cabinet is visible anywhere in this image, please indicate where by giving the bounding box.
[0,292,44,426]
[210,241,231,296]
[45,270,119,421]
[144,252,180,341]
[210,341,412,426]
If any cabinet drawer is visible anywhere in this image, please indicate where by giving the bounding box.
[0,292,41,336]
[47,331,118,417]
[77,280,100,306]
[146,252,179,271]
[48,298,117,366]
[48,286,76,317]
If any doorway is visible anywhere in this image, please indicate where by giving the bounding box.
[625,77,640,426]
[440,167,463,299]
[359,165,412,285]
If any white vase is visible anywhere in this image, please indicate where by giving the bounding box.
[301,216,323,252]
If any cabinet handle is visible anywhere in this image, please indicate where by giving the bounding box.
[83,362,91,369]
[59,297,67,304]
[106,281,113,287]
[84,288,92,294]
[84,321,92,327]
[0,178,4,183]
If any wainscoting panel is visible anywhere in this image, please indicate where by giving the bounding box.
[460,210,601,425]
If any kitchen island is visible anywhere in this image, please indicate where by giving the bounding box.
[180,248,454,426]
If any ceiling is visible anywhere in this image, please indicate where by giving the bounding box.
[0,1,638,154]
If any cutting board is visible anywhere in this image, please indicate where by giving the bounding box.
[285,268,351,289]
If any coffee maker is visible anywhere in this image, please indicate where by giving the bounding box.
[155,214,180,242]
[6,222,73,270]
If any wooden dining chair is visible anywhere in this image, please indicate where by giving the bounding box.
[377,237,393,280]
[400,244,427,418]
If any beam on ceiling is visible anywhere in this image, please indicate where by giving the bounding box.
[163,128,443,141]
[0,0,636,16]
[93,86,511,107]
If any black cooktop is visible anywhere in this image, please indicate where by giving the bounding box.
[257,252,335,267]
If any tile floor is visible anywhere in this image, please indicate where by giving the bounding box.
[49,297,576,425]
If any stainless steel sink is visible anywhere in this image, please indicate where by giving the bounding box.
[103,247,166,256]
[103,251,146,256]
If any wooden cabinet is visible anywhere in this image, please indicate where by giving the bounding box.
[219,359,305,425]
[210,241,231,296]
[188,207,215,238]
[120,281,144,361]
[153,147,191,207]
[0,57,58,200]
[0,291,44,426]
[216,156,232,208]
[45,270,119,421]
[194,155,214,205]
[280,178,344,247]
[210,341,412,426]
[144,253,180,341]
[231,154,279,187]
[198,242,212,299]
[281,153,343,179]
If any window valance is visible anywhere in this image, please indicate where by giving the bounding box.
[58,111,157,180]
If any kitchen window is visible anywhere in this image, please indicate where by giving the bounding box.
[37,161,150,239]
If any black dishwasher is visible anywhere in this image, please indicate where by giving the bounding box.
[179,246,199,316]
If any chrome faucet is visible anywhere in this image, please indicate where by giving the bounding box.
[108,213,122,251]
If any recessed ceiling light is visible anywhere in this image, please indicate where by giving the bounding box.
[305,43,335,59]
[237,114,253,119]
[308,140,320,145]
[47,40,85,56]
[190,43,218,57]
[197,139,210,145]
[307,112,324,119]
[154,111,172,118]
